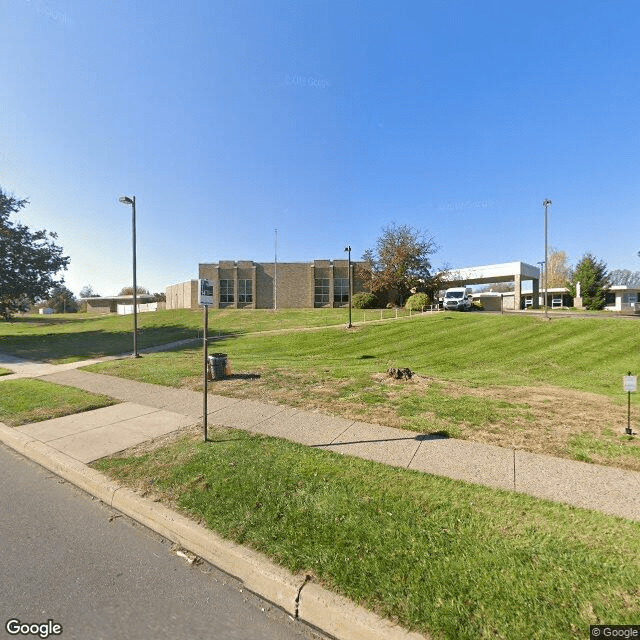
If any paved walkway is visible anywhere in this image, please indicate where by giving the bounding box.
[1,351,639,521]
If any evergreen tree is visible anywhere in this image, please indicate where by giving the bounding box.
[567,253,609,310]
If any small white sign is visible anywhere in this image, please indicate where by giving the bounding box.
[623,375,637,392]
[198,279,214,306]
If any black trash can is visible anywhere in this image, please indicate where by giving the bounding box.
[207,353,228,380]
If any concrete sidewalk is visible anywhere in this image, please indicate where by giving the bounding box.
[10,367,639,522]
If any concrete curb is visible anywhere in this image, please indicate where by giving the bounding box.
[0,423,428,640]
[298,582,426,640]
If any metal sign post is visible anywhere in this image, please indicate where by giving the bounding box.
[203,304,208,441]
[199,280,214,442]
[623,372,636,435]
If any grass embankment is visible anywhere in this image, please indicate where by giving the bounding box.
[0,308,353,363]
[94,427,640,640]
[0,379,116,426]
[85,313,640,469]
[0,367,12,376]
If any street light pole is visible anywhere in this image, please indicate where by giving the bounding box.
[119,195,140,357]
[543,199,552,320]
[344,245,352,328]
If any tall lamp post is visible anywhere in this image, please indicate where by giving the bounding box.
[119,195,140,357]
[344,245,352,328]
[543,199,552,319]
[274,228,278,311]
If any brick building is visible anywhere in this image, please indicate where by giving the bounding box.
[166,259,365,310]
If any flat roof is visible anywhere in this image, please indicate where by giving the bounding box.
[81,295,155,301]
[446,261,540,284]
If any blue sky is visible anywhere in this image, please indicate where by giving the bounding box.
[2,0,640,297]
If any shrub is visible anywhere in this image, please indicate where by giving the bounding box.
[405,293,429,311]
[352,292,377,309]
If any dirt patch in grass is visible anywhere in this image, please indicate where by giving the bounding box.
[178,367,640,471]
[100,423,205,508]
[445,381,640,467]
[112,422,203,459]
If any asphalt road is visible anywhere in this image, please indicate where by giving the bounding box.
[0,444,326,640]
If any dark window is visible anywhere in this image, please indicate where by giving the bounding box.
[220,279,234,303]
[315,278,330,305]
[334,278,349,303]
[238,279,252,303]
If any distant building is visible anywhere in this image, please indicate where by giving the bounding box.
[166,259,364,310]
[444,262,541,310]
[604,286,640,312]
[82,294,156,314]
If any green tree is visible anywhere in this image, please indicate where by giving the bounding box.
[46,285,79,313]
[359,223,440,305]
[405,292,430,310]
[351,292,377,309]
[0,188,70,320]
[567,253,609,310]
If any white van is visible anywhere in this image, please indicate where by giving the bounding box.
[443,287,473,311]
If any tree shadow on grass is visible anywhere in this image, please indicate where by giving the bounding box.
[0,324,245,364]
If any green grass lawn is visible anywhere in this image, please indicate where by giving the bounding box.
[3,310,640,465]
[0,308,352,363]
[0,379,117,426]
[0,367,12,376]
[86,312,640,395]
[84,313,640,468]
[94,427,640,640]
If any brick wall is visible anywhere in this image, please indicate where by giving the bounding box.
[188,260,366,309]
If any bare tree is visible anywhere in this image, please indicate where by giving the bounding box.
[545,247,571,288]
[476,282,514,293]
[609,269,640,287]
[79,285,100,298]
[118,286,150,296]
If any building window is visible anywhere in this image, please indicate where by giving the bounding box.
[238,279,252,303]
[334,278,349,303]
[605,291,616,307]
[220,279,234,303]
[315,278,330,305]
